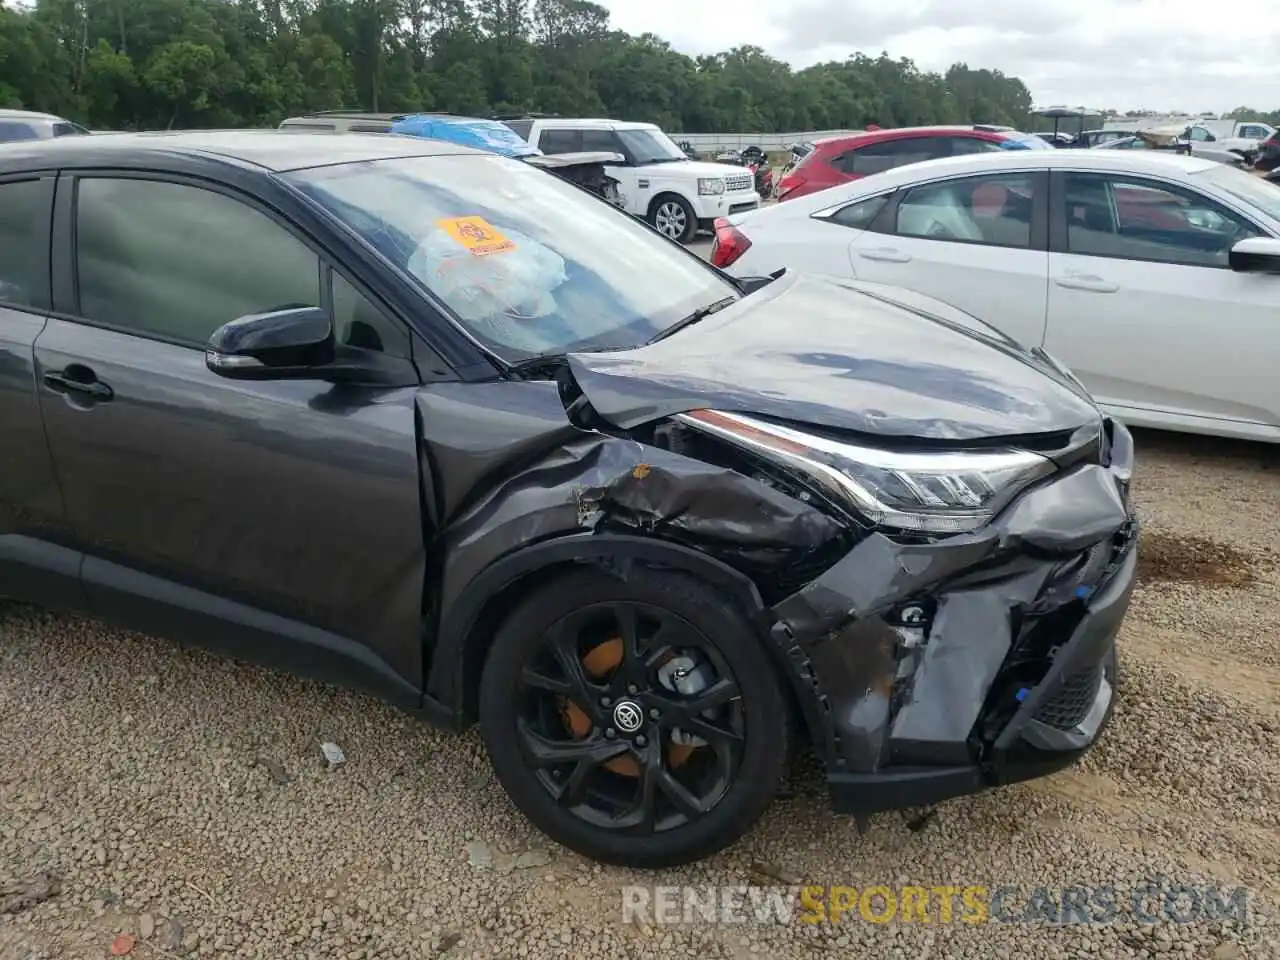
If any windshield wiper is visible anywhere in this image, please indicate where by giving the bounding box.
[504,352,568,378]
[646,296,738,344]
[503,344,631,379]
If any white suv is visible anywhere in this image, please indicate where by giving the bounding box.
[503,117,761,243]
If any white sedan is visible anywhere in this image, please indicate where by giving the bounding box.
[712,150,1280,443]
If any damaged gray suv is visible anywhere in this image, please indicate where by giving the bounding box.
[0,131,1138,867]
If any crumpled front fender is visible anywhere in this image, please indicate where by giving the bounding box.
[768,457,1136,774]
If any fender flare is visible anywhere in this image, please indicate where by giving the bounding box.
[425,533,827,745]
[645,189,696,220]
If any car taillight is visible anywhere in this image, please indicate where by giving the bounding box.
[711,217,751,269]
[776,172,803,200]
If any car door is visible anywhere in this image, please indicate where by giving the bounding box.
[844,169,1052,349]
[0,173,86,607]
[34,173,431,691]
[1043,170,1280,433]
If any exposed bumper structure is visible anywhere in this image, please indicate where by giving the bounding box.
[766,432,1138,815]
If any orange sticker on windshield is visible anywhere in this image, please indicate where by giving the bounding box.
[436,216,516,256]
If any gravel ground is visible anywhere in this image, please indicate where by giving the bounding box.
[3,435,1279,954]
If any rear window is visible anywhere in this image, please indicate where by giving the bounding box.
[842,137,951,175]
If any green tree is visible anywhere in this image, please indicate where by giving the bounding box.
[0,0,1054,136]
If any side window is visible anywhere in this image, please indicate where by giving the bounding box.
[0,179,48,308]
[52,122,88,137]
[348,122,391,133]
[949,137,1003,156]
[827,194,890,231]
[1187,126,1214,142]
[846,138,947,176]
[538,129,581,154]
[1063,173,1259,267]
[503,120,533,139]
[896,173,1037,248]
[331,271,411,358]
[581,129,622,153]
[0,121,39,142]
[75,178,321,345]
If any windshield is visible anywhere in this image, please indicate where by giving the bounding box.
[617,128,687,164]
[1196,163,1280,224]
[284,154,736,361]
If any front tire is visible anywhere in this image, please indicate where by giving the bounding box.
[647,194,698,244]
[478,567,790,868]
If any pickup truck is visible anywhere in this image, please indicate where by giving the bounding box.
[1184,120,1276,162]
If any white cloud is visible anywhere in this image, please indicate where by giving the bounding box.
[596,0,1280,113]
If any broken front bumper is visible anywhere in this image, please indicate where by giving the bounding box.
[767,451,1138,816]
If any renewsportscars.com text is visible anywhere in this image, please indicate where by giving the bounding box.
[621,882,1250,926]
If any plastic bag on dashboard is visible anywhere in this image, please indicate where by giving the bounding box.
[407,217,569,352]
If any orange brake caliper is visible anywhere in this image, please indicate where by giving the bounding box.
[560,638,697,776]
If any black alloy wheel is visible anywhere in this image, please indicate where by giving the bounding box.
[479,567,791,867]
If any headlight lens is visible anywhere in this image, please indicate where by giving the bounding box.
[698,178,726,196]
[677,409,1055,534]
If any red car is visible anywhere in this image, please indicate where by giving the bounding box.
[774,125,1054,202]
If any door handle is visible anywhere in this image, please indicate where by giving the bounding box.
[43,365,114,401]
[858,247,912,263]
[1054,273,1119,293]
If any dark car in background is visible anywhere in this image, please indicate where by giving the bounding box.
[0,131,1137,868]
[775,125,1054,201]
[0,108,90,142]
[1256,130,1280,172]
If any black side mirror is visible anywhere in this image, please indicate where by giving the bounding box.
[1229,237,1280,275]
[206,306,335,379]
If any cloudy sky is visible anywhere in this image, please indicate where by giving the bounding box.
[597,0,1280,114]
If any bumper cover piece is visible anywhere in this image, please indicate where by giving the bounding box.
[766,447,1137,815]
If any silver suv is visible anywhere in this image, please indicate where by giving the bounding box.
[0,109,90,142]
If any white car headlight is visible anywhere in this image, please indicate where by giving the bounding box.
[698,178,726,196]
[676,409,1055,534]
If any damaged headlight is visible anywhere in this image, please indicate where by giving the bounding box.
[676,409,1055,534]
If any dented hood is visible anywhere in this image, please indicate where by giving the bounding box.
[566,272,1102,441]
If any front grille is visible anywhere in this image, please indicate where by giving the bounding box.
[1034,664,1103,730]
[724,174,753,192]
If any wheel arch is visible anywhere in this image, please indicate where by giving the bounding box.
[428,533,820,744]
[646,189,695,219]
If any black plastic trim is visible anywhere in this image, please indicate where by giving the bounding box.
[426,533,824,727]
[80,553,424,710]
[0,535,89,611]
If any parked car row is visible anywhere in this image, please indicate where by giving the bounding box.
[0,126,1139,871]
[714,148,1280,444]
[277,110,762,244]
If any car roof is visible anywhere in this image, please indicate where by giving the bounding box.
[534,118,655,130]
[814,125,1007,147]
[0,108,62,122]
[0,129,483,173]
[751,149,1223,221]
[860,148,1219,183]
